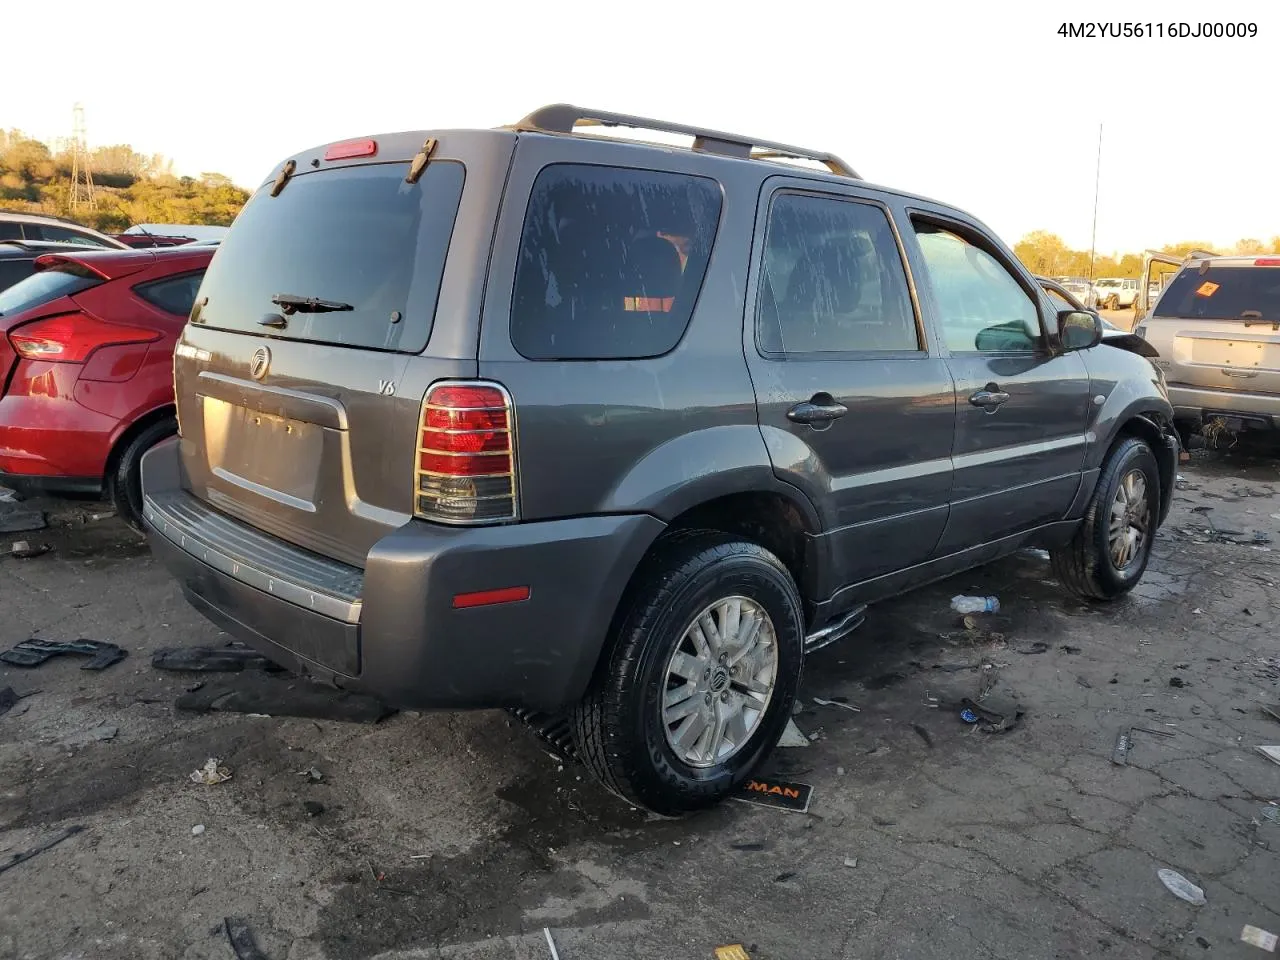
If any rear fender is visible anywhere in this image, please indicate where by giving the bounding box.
[599,424,822,530]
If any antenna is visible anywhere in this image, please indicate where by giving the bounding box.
[1088,122,1101,281]
[68,103,97,212]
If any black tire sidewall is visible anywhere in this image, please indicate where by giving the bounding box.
[1089,439,1159,593]
[618,547,804,811]
[110,418,176,530]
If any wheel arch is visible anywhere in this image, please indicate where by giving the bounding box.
[104,403,177,481]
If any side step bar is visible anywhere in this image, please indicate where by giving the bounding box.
[804,605,866,654]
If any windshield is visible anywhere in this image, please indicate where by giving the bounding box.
[1153,265,1280,322]
[0,263,101,317]
[191,160,465,353]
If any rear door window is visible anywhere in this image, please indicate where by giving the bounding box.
[756,192,919,355]
[0,263,102,315]
[1154,265,1280,322]
[135,270,207,317]
[510,164,722,360]
[36,225,114,248]
[191,161,465,353]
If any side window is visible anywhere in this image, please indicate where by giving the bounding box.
[36,225,111,248]
[134,270,206,317]
[0,222,22,241]
[913,222,1041,353]
[510,164,722,360]
[757,193,919,355]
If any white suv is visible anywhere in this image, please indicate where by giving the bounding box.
[1095,277,1140,310]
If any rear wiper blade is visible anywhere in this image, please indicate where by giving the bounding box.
[270,293,354,315]
[1238,310,1264,327]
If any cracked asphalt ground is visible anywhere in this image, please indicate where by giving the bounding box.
[2,447,1279,960]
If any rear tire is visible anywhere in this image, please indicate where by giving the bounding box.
[571,531,805,815]
[1052,436,1159,600]
[107,417,177,533]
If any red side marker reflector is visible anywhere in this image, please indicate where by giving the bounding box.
[323,138,377,161]
[452,586,530,609]
[1254,258,1280,266]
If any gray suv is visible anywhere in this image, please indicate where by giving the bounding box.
[142,105,1178,814]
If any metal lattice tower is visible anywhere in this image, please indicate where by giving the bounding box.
[68,103,97,212]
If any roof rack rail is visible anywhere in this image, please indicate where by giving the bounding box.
[510,104,860,179]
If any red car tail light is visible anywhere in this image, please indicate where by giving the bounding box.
[323,138,377,161]
[9,314,160,364]
[414,381,518,524]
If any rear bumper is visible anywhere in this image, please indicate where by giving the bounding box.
[1168,384,1280,429]
[140,437,664,712]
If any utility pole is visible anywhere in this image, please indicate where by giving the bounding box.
[1088,122,1101,280]
[69,103,97,213]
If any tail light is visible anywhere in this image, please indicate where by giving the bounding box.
[414,381,518,524]
[8,314,159,363]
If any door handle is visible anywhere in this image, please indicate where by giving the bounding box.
[787,398,849,425]
[968,389,1010,409]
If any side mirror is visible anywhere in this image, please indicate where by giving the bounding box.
[1057,309,1103,351]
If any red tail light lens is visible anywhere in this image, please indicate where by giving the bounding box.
[1254,258,1280,266]
[8,314,159,364]
[414,381,517,524]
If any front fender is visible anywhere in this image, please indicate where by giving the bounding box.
[600,423,822,530]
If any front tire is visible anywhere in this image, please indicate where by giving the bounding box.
[107,417,177,533]
[1052,436,1159,600]
[572,531,805,815]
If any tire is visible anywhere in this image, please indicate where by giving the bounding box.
[107,416,177,533]
[1052,436,1160,600]
[571,530,805,815]
[1105,295,1120,310]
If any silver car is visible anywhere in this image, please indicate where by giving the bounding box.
[1135,255,1280,436]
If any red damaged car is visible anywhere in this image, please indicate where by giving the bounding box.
[0,244,213,529]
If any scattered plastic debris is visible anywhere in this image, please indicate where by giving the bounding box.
[777,718,810,747]
[0,507,45,534]
[152,645,280,673]
[1158,868,1206,905]
[543,927,562,960]
[224,917,269,960]
[1257,746,1280,767]
[299,766,324,782]
[0,825,84,876]
[0,485,19,503]
[843,857,858,868]
[0,639,126,671]
[951,595,1000,615]
[715,945,751,960]
[90,510,116,522]
[176,674,394,723]
[1241,925,1278,952]
[1258,804,1279,824]
[190,758,232,785]
[1112,729,1132,765]
[959,697,1022,733]
[192,824,205,836]
[812,696,860,713]
[90,725,118,742]
[11,541,50,559]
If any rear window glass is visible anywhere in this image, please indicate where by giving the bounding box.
[191,161,465,353]
[510,164,722,360]
[0,259,37,293]
[0,263,101,317]
[135,270,207,317]
[1154,265,1280,322]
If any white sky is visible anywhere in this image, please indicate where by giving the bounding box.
[5,0,1276,255]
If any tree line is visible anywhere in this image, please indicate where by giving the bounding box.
[1013,230,1280,280]
[0,129,249,232]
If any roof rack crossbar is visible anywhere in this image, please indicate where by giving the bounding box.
[511,104,860,179]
